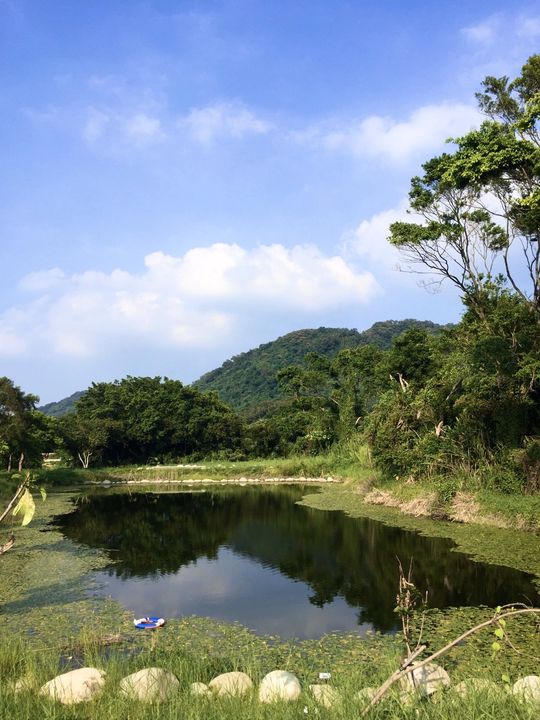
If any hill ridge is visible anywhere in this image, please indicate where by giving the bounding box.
[39,320,446,418]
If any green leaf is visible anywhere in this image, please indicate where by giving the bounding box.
[501,674,511,684]
[494,628,504,639]
[491,641,502,652]
[498,618,506,628]
[39,487,47,502]
[12,489,36,527]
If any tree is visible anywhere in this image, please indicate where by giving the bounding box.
[389,55,540,321]
[58,414,109,468]
[61,376,246,465]
[0,377,39,471]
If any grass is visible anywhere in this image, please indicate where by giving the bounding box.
[0,628,539,720]
[0,448,374,488]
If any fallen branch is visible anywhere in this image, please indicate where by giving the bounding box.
[362,606,540,716]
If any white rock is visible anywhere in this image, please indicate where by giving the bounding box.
[190,681,211,697]
[13,674,38,694]
[513,675,540,703]
[355,687,377,705]
[309,684,340,708]
[400,662,450,697]
[209,671,253,697]
[119,667,179,703]
[454,678,501,698]
[40,667,106,705]
[258,670,301,703]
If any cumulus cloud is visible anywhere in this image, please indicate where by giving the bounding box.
[350,200,410,270]
[297,103,481,163]
[347,200,438,288]
[2,244,379,359]
[180,102,272,145]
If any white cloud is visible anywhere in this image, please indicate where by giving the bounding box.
[0,325,26,357]
[350,200,410,270]
[82,107,110,143]
[458,13,540,83]
[125,113,164,145]
[461,16,500,45]
[461,13,540,45]
[180,102,272,145]
[298,103,481,163]
[19,268,65,292]
[3,244,379,359]
[347,200,443,291]
[515,15,540,38]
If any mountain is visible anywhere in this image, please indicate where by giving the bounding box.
[39,320,446,419]
[38,390,86,417]
[193,320,445,418]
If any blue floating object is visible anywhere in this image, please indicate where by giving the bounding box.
[133,616,165,629]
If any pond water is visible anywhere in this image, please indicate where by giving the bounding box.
[53,486,539,639]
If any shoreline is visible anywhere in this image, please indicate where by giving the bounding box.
[83,475,341,486]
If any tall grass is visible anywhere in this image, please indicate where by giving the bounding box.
[6,443,376,488]
[0,634,536,720]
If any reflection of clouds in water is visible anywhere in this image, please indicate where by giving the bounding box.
[95,548,366,639]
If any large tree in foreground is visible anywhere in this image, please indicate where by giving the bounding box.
[365,56,540,491]
[389,55,540,320]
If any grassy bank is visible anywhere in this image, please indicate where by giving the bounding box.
[1,614,539,719]
[0,449,373,488]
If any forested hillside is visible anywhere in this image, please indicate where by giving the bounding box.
[39,321,445,418]
[38,391,85,417]
[193,320,444,417]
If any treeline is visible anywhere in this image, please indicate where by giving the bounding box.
[193,321,445,419]
[0,376,246,469]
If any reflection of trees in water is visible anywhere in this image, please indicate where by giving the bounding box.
[54,488,539,633]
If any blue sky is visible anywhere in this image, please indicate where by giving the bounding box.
[1,0,539,402]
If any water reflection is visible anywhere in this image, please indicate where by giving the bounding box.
[53,487,539,638]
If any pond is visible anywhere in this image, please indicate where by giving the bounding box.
[52,486,540,639]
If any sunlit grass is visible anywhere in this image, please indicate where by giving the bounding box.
[0,631,537,720]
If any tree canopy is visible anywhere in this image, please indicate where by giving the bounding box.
[59,376,246,466]
[389,54,540,320]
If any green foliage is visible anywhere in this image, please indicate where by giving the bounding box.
[58,376,247,466]
[389,54,540,319]
[193,322,446,417]
[361,56,540,493]
[0,378,53,470]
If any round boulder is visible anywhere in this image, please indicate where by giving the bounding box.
[355,687,377,706]
[259,670,301,703]
[191,681,211,697]
[400,662,450,697]
[513,676,540,703]
[454,678,501,698]
[40,667,106,705]
[119,667,179,703]
[209,671,253,697]
[309,684,340,708]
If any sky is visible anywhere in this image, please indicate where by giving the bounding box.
[1,0,539,403]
